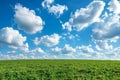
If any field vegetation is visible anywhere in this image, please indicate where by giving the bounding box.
[0,60,120,80]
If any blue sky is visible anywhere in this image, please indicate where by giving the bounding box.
[0,0,120,60]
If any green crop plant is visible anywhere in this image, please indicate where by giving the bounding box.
[0,60,119,80]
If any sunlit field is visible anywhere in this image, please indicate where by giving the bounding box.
[0,60,120,80]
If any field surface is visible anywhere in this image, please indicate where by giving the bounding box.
[0,60,120,80]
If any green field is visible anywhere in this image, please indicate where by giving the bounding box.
[0,60,120,80]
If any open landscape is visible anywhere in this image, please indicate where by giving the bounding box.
[0,0,120,80]
[0,60,120,80]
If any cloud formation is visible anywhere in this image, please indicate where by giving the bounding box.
[92,14,120,40]
[29,48,45,54]
[108,0,120,14]
[51,44,76,54]
[42,0,54,8]
[62,0,105,31]
[76,45,94,53]
[42,0,68,17]
[0,27,28,51]
[0,54,29,60]
[62,44,76,54]
[93,0,120,40]
[92,0,120,51]
[1,0,120,60]
[34,33,61,47]
[14,4,44,34]
[95,41,113,51]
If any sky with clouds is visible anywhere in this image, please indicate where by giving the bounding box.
[0,0,120,60]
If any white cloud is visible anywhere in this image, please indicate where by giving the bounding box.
[7,51,16,54]
[0,27,28,51]
[20,43,29,52]
[48,4,68,17]
[0,53,29,60]
[50,45,97,59]
[96,47,120,60]
[108,0,120,14]
[29,48,45,54]
[92,14,120,41]
[14,4,44,34]
[76,45,94,53]
[62,44,76,54]
[68,35,75,40]
[92,0,120,42]
[42,0,68,17]
[42,0,54,8]
[62,0,105,31]
[51,45,96,59]
[51,47,61,54]
[95,41,113,51]
[72,45,100,59]
[34,33,61,47]
[92,0,120,53]
[51,44,76,54]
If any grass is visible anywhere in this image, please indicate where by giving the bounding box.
[0,60,120,80]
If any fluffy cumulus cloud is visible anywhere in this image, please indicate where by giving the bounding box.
[51,47,61,54]
[92,14,120,40]
[50,45,98,59]
[14,4,44,34]
[42,0,68,17]
[62,44,76,54]
[95,41,113,51]
[51,44,76,54]
[34,33,61,47]
[0,27,28,51]
[62,0,105,31]
[95,47,120,60]
[29,48,45,54]
[42,0,54,8]
[76,45,94,53]
[75,45,108,59]
[108,0,120,14]
[92,0,120,52]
